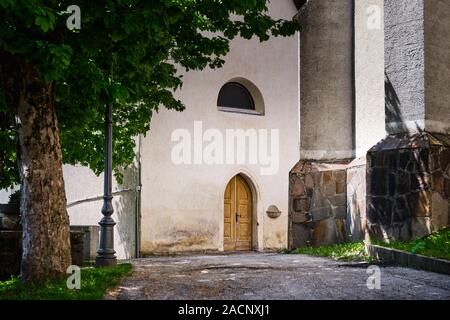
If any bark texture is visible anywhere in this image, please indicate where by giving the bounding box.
[1,54,71,284]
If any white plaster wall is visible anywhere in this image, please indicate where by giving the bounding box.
[355,0,386,156]
[140,0,300,254]
[0,165,137,260]
[0,188,14,203]
[63,165,138,260]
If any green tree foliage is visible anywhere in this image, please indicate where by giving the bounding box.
[0,0,298,187]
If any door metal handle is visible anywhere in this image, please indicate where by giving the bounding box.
[235,212,238,223]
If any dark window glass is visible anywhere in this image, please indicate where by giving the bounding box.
[217,82,255,110]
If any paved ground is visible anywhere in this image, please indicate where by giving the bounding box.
[105,253,450,300]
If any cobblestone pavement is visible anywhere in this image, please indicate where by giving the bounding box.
[105,253,450,300]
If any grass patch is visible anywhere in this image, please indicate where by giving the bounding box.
[0,263,132,300]
[287,242,372,262]
[374,228,450,260]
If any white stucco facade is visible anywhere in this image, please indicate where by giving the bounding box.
[0,0,299,259]
[0,0,300,259]
[28,0,298,258]
[0,164,139,260]
[139,0,300,254]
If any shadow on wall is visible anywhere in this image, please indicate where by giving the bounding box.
[293,0,308,10]
[367,133,450,242]
[385,73,422,134]
[367,75,450,242]
[385,72,405,134]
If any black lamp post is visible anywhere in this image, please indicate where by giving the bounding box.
[96,102,117,267]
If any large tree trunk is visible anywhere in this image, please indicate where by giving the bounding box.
[14,65,71,284]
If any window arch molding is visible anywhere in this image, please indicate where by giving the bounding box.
[217,77,265,116]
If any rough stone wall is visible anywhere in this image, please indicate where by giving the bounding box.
[70,225,100,260]
[367,133,450,242]
[0,212,20,231]
[384,0,450,134]
[289,161,350,248]
[290,0,450,247]
[365,0,450,243]
[384,0,426,133]
[424,0,450,134]
[296,0,354,160]
[289,0,362,248]
[0,231,21,280]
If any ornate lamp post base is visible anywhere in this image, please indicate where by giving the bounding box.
[96,255,117,266]
[96,256,117,267]
[96,215,117,267]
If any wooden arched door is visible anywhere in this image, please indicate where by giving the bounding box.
[224,175,253,251]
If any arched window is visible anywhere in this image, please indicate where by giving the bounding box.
[217,78,265,116]
[217,82,255,111]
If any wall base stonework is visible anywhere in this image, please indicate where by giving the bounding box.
[289,158,368,249]
[0,231,21,280]
[289,160,355,248]
[346,157,368,242]
[70,225,100,261]
[0,231,85,280]
[0,204,21,231]
[288,132,450,248]
[367,132,450,242]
